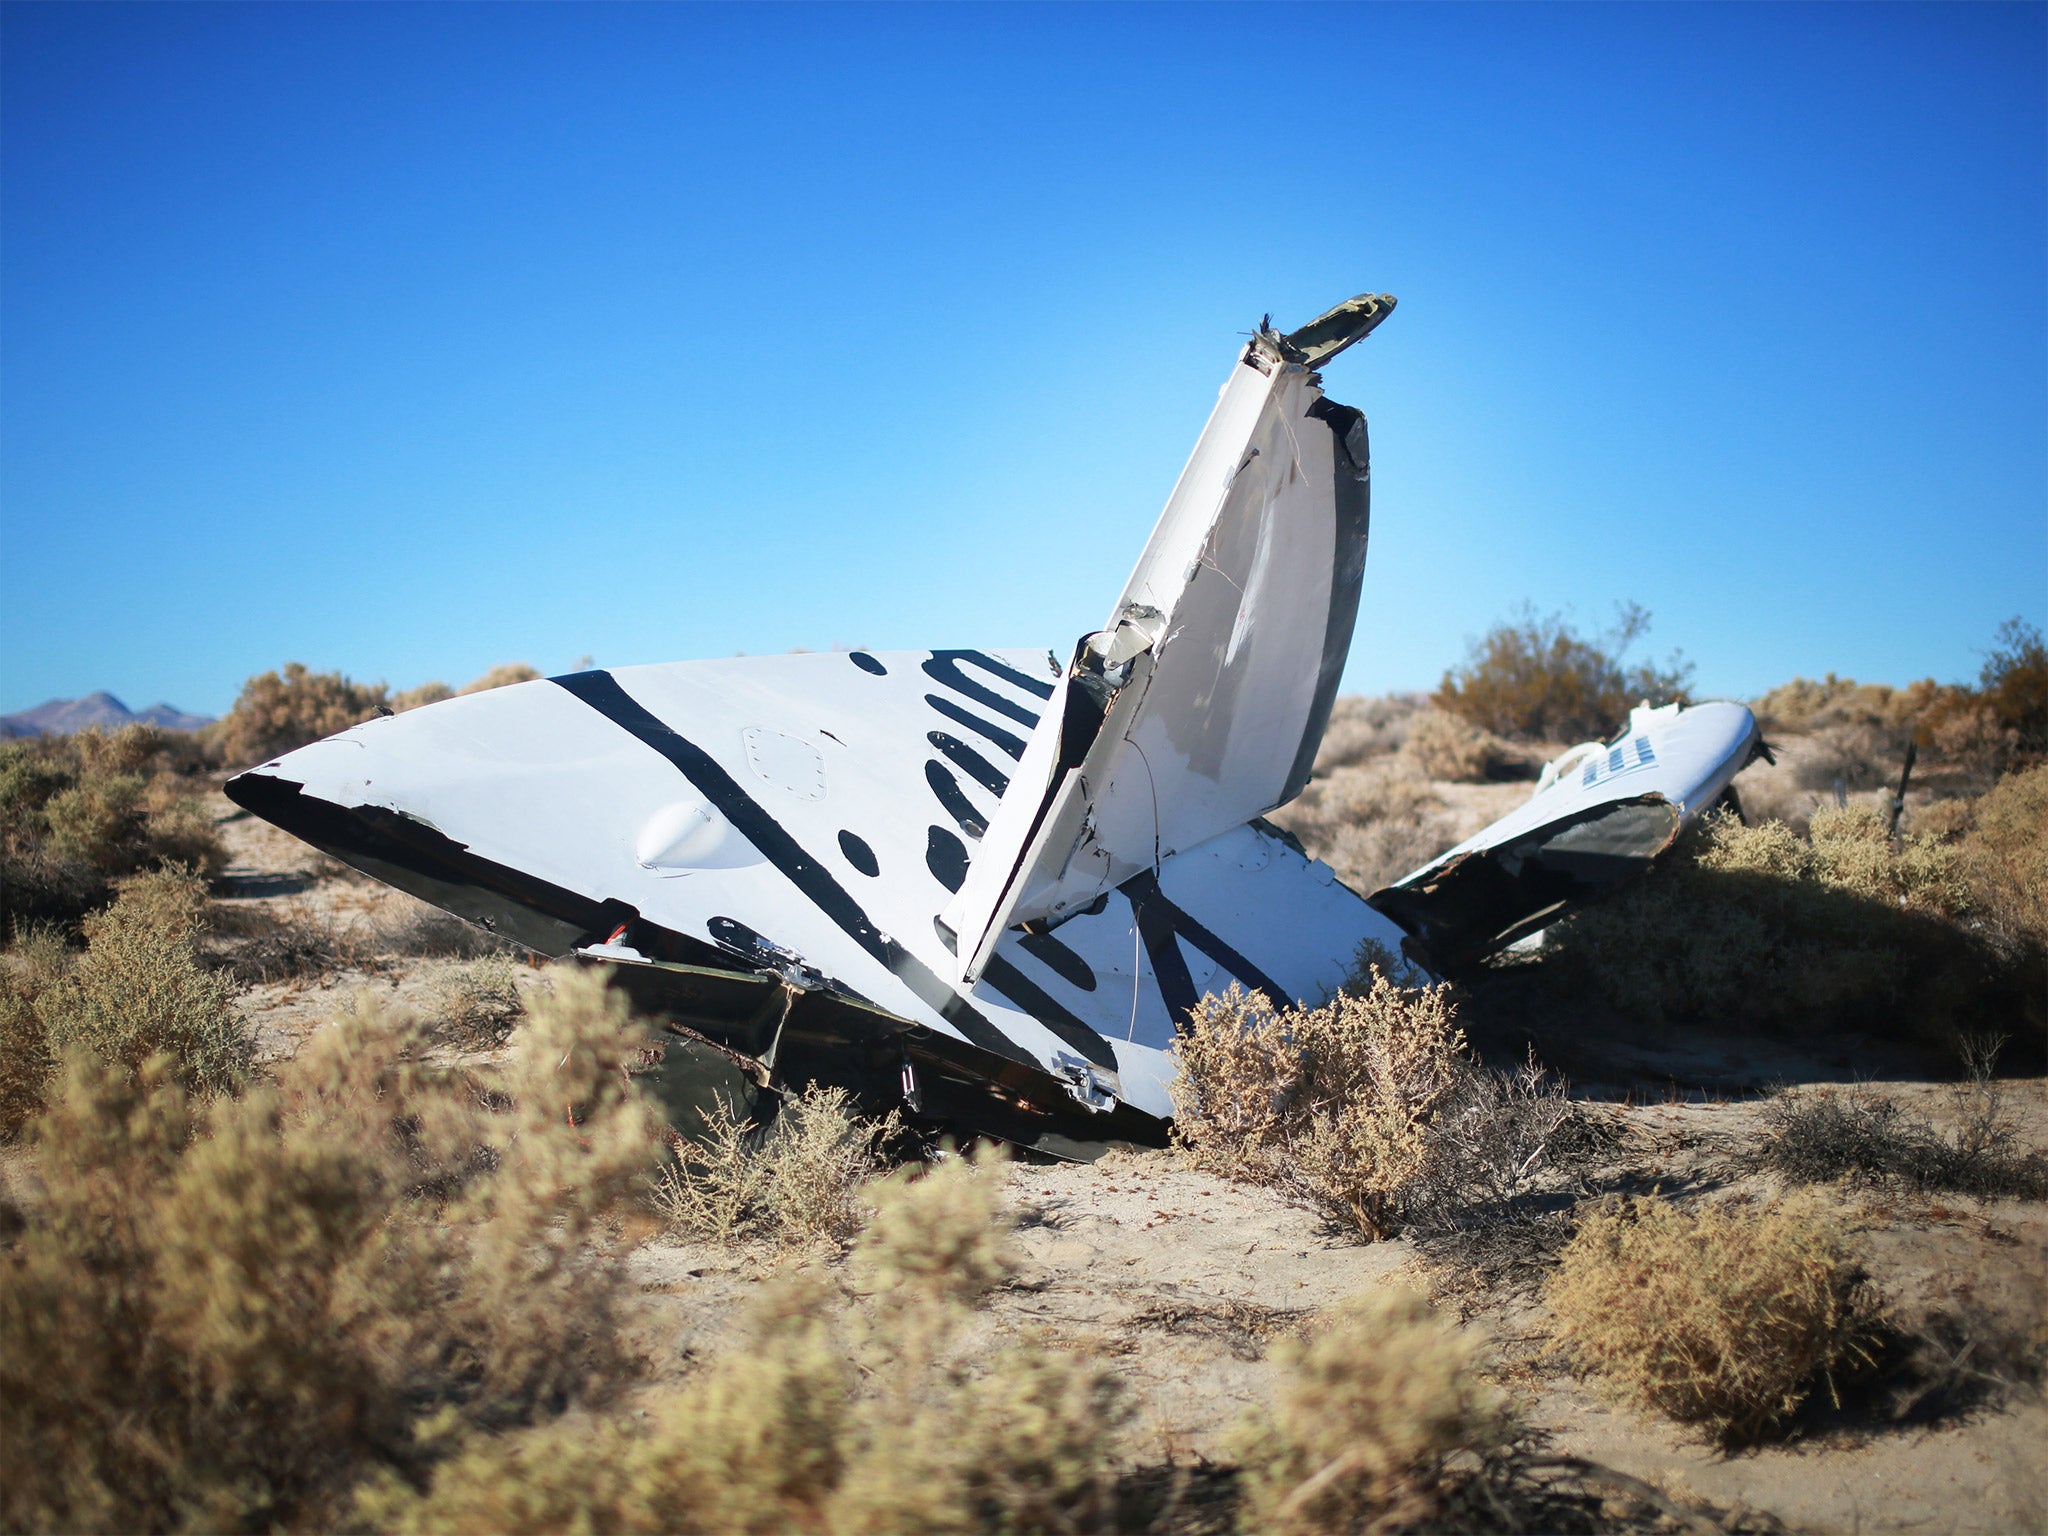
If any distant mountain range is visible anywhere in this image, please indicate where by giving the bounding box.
[0,692,214,739]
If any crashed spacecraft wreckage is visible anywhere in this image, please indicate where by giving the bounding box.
[227,293,1762,1157]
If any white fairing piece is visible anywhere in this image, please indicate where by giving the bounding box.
[1398,702,1759,884]
[1368,700,1762,971]
[945,332,1372,982]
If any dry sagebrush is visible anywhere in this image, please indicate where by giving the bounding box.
[6,867,252,1125]
[1175,978,1465,1241]
[0,726,224,932]
[1544,803,2038,1044]
[371,1148,1128,1536]
[653,1083,898,1248]
[1399,708,1498,783]
[1233,1288,1514,1536]
[1268,758,1458,894]
[0,969,663,1534]
[1545,1193,1871,1444]
[1435,603,1691,743]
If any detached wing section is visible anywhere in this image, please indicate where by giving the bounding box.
[945,297,1394,982]
[1368,700,1764,972]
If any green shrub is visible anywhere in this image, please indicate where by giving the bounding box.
[0,969,663,1534]
[1435,603,1691,742]
[1545,1193,1870,1444]
[209,662,389,768]
[1233,1288,1513,1535]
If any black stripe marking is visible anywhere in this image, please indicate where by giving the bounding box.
[553,670,1033,1068]
[849,651,887,676]
[924,693,1028,760]
[838,829,879,877]
[924,759,987,840]
[980,954,1117,1070]
[1017,929,1097,993]
[1122,868,1290,1031]
[923,649,1050,726]
[928,731,1009,798]
[926,825,970,893]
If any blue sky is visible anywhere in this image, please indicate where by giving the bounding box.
[3,2,2042,718]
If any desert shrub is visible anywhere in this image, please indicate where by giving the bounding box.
[429,953,527,1046]
[371,1144,1126,1536]
[35,866,250,1099]
[372,895,512,959]
[1315,694,1423,771]
[653,1083,898,1248]
[210,902,366,984]
[1790,717,1909,793]
[1978,616,2048,754]
[1233,1288,1514,1535]
[1400,708,1497,782]
[1543,805,2026,1043]
[0,975,54,1141]
[391,680,455,712]
[1403,1054,1614,1239]
[1957,764,2048,949]
[1435,603,1692,742]
[0,729,225,933]
[462,662,543,694]
[1268,760,1458,893]
[1545,1193,1870,1444]
[1173,977,1470,1240]
[209,662,389,768]
[0,969,663,1535]
[1754,1047,2048,1200]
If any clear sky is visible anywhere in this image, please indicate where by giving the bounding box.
[2,1,2042,718]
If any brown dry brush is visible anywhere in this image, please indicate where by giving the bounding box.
[1541,801,2044,1050]
[0,969,663,1535]
[1544,1193,1874,1446]
[0,725,224,933]
[652,1083,900,1248]
[1434,603,1692,744]
[1172,975,1606,1244]
[367,1149,1131,1536]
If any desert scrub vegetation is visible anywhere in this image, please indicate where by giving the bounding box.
[366,1148,1130,1536]
[1398,707,1499,783]
[1435,602,1692,742]
[427,952,528,1046]
[1545,1193,1872,1445]
[1232,1288,1513,1534]
[1172,974,1599,1242]
[393,662,545,715]
[1,867,250,1131]
[208,662,391,768]
[0,968,664,1534]
[1542,802,2041,1046]
[653,1083,899,1248]
[1753,1043,2048,1200]
[1268,758,1457,894]
[0,724,224,932]
[1313,692,1424,771]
